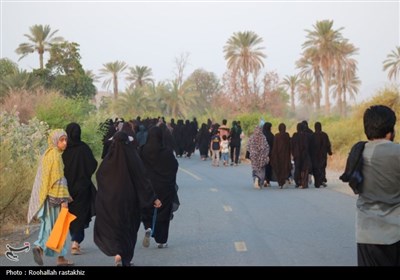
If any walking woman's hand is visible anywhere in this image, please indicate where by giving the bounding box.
[154,199,162,208]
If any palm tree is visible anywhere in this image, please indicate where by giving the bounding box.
[383,46,400,81]
[297,78,315,109]
[302,20,345,114]
[296,51,322,110]
[0,70,42,101]
[281,75,299,112]
[331,41,359,116]
[126,66,154,89]
[15,24,64,69]
[85,70,100,84]
[160,80,199,118]
[223,31,266,97]
[114,87,156,117]
[99,61,128,99]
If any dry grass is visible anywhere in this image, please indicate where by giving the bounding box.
[327,153,346,172]
[0,88,58,123]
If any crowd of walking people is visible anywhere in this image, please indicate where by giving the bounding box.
[247,120,333,190]
[27,115,333,267]
[26,107,400,267]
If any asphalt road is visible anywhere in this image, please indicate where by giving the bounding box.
[1,152,357,267]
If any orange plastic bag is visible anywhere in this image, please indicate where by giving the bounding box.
[46,208,76,253]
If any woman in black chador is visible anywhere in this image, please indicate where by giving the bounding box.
[94,131,161,266]
[62,122,98,255]
[270,123,291,188]
[140,126,179,248]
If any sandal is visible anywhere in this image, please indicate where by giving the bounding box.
[32,246,43,266]
[71,247,81,255]
[115,255,122,266]
[57,256,74,266]
[71,243,82,255]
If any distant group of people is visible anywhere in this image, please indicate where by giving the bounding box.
[247,120,332,190]
[26,105,399,266]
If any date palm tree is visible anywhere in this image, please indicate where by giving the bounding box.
[302,20,345,114]
[223,31,266,97]
[99,61,128,99]
[298,78,315,110]
[296,51,322,110]
[85,70,100,84]
[126,66,154,89]
[281,75,299,112]
[115,87,156,117]
[383,46,400,81]
[0,70,42,101]
[160,80,199,118]
[15,24,64,69]
[331,41,359,116]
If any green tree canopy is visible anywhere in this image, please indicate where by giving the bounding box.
[44,42,96,99]
[186,68,220,106]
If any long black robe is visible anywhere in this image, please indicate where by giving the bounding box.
[291,124,312,188]
[62,123,98,240]
[140,126,179,244]
[311,126,332,188]
[94,132,156,266]
[271,124,291,187]
[263,122,275,183]
[196,124,211,158]
[173,120,185,157]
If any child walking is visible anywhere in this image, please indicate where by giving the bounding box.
[220,135,230,166]
[27,129,73,266]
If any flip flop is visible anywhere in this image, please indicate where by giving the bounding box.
[71,246,82,255]
[57,257,74,266]
[32,246,43,266]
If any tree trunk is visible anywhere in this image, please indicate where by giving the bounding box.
[39,52,44,69]
[314,83,321,111]
[243,70,249,98]
[291,89,295,112]
[323,74,330,114]
[113,74,118,99]
[337,87,343,117]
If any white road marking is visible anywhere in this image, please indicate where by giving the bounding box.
[179,167,202,180]
[210,188,218,192]
[234,242,247,252]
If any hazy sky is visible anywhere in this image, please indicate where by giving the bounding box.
[1,1,399,103]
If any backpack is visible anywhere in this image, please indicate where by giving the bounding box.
[211,135,220,150]
[339,141,367,194]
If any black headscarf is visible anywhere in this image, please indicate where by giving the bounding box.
[262,122,274,156]
[140,127,178,221]
[141,126,163,167]
[62,122,98,234]
[94,131,156,264]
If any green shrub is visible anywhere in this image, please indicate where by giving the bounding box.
[35,92,95,129]
[0,111,49,227]
[80,111,110,159]
[0,141,36,226]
